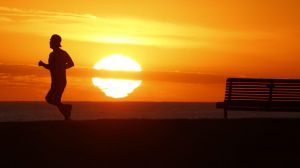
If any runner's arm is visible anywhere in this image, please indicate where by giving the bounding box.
[65,53,74,69]
[38,61,50,69]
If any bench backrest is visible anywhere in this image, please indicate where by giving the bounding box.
[225,78,300,102]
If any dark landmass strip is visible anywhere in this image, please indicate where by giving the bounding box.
[1,119,300,167]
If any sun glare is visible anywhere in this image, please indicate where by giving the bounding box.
[93,54,142,71]
[92,54,142,99]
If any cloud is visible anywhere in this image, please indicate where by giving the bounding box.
[0,64,49,88]
[0,6,271,49]
[0,64,232,86]
[0,6,96,20]
[0,16,13,22]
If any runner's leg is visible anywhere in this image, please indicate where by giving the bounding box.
[55,83,72,120]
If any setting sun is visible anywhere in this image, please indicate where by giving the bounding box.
[92,54,142,99]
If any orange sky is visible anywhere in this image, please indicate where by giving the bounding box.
[0,0,299,101]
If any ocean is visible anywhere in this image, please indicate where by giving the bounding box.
[1,102,300,122]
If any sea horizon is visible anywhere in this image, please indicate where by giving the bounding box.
[1,101,300,122]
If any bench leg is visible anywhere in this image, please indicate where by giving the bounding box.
[224,108,228,119]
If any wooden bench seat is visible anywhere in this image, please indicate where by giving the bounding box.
[216,78,300,119]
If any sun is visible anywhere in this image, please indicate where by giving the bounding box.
[92,54,142,99]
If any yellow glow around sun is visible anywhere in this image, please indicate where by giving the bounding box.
[92,54,142,99]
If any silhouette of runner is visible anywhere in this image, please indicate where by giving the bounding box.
[39,34,74,120]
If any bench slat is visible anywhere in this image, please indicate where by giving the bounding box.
[273,90,300,93]
[227,78,300,83]
[227,93,300,96]
[224,100,300,106]
[228,89,300,92]
[228,82,300,85]
[227,86,269,88]
[227,91,271,94]
[227,85,300,88]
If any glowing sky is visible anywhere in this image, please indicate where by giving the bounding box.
[0,0,299,101]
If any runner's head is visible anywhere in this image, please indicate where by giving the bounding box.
[50,34,62,49]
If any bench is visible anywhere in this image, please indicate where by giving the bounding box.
[216,78,300,119]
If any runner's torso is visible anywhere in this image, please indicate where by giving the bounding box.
[48,49,69,84]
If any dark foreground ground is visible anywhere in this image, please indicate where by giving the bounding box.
[1,119,300,167]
